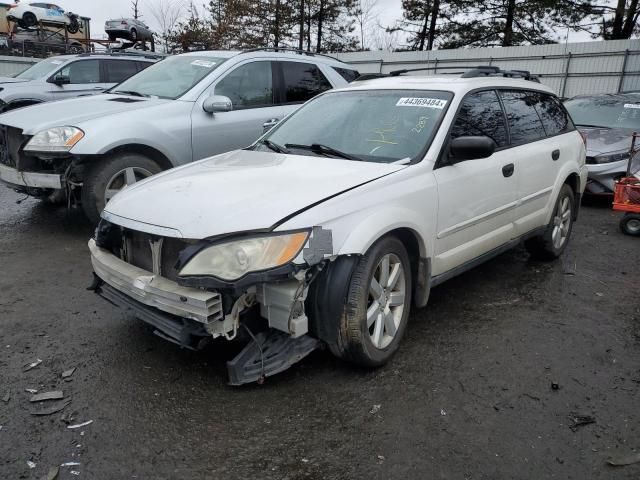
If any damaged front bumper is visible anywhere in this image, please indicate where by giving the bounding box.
[0,163,63,189]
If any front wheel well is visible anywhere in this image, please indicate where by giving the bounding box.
[102,144,173,171]
[383,228,430,308]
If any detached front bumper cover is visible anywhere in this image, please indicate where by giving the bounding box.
[89,239,223,324]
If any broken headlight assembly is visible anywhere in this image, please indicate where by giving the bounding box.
[179,230,310,281]
[590,150,630,164]
[24,126,84,153]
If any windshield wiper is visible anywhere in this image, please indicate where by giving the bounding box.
[112,90,147,97]
[285,143,363,161]
[259,139,289,154]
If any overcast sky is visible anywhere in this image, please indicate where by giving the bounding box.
[61,0,592,44]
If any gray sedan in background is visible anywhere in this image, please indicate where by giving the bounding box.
[565,93,640,194]
[105,19,154,43]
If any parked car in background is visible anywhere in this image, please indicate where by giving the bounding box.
[7,27,85,56]
[0,49,359,222]
[88,68,587,384]
[564,93,640,195]
[105,18,153,43]
[0,52,159,113]
[7,2,80,33]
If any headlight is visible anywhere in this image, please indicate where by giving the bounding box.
[24,126,84,152]
[179,231,310,281]
[591,151,629,164]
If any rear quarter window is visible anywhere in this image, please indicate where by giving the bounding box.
[332,66,360,82]
[533,93,572,136]
[499,90,546,145]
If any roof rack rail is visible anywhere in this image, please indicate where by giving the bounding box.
[78,51,166,60]
[355,65,539,83]
[241,47,340,62]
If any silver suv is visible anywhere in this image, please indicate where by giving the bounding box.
[0,49,357,222]
[0,52,160,112]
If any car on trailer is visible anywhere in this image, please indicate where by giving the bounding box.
[7,2,80,33]
[105,18,153,43]
[88,66,588,385]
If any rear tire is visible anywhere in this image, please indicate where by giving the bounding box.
[130,28,138,41]
[525,184,575,260]
[620,213,640,236]
[329,236,412,367]
[81,154,162,224]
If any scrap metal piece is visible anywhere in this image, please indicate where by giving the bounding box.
[25,388,38,394]
[303,226,333,265]
[23,359,42,371]
[607,452,640,466]
[227,330,319,386]
[61,368,76,379]
[30,399,71,416]
[67,420,93,430]
[39,466,59,480]
[30,391,64,402]
[569,414,596,431]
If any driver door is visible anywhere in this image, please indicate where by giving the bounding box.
[432,89,518,276]
[46,59,110,100]
[191,60,284,161]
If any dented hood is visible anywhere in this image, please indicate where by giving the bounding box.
[104,150,406,239]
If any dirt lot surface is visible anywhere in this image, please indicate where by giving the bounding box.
[1,186,639,480]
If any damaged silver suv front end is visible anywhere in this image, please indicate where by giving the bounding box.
[89,218,334,385]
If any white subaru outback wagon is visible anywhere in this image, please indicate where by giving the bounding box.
[89,66,588,385]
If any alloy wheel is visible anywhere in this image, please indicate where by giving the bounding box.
[552,196,571,249]
[367,253,406,349]
[104,167,153,204]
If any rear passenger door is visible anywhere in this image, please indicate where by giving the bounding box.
[275,61,333,120]
[499,90,569,234]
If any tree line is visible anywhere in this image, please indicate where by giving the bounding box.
[141,0,640,53]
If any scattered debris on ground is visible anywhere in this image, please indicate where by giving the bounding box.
[67,420,93,430]
[27,460,36,469]
[30,391,64,402]
[2,391,9,402]
[39,466,59,480]
[369,405,381,415]
[607,451,640,466]
[25,388,38,394]
[61,368,76,379]
[551,381,560,390]
[30,399,72,416]
[23,359,42,372]
[568,414,596,431]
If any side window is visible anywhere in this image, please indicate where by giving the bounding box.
[281,61,332,103]
[103,60,139,83]
[450,90,508,148]
[332,66,360,82]
[137,61,153,73]
[215,61,273,109]
[499,90,546,145]
[58,60,100,84]
[534,93,571,136]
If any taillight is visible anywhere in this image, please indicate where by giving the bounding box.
[121,21,128,25]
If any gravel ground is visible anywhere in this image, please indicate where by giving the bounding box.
[1,186,639,480]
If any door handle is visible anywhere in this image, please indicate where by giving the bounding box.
[552,149,560,161]
[502,163,515,177]
[263,118,280,133]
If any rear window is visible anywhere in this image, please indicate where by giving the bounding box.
[280,61,332,103]
[499,90,546,145]
[332,66,360,82]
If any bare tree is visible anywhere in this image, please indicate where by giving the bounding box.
[132,0,142,19]
[146,0,184,52]
[370,24,399,51]
[352,0,378,50]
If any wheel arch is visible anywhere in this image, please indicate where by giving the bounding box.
[563,171,581,221]
[102,144,173,171]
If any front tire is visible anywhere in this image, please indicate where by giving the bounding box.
[525,184,575,260]
[620,213,640,236]
[329,236,412,367]
[23,12,37,27]
[81,154,162,224]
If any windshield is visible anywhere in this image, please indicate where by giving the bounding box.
[261,90,453,163]
[111,55,226,99]
[565,96,640,129]
[14,57,66,80]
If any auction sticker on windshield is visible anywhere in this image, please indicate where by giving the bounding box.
[396,97,447,109]
[624,103,640,109]
[191,60,216,68]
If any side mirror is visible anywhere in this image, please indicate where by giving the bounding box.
[449,136,496,163]
[203,95,232,114]
[51,75,71,86]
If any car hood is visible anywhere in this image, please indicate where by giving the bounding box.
[0,76,29,84]
[578,126,634,156]
[104,150,407,239]
[0,94,172,133]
